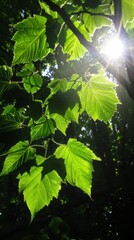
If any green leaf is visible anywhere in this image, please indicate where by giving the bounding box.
[23,73,43,94]
[51,113,70,135]
[63,21,91,60]
[39,1,58,18]
[79,74,120,122]
[0,114,21,134]
[48,89,80,115]
[2,104,15,115]
[36,155,45,166]
[31,117,55,142]
[17,63,35,77]
[67,74,82,90]
[83,13,111,34]
[122,0,134,26]
[64,103,79,123]
[0,141,35,176]
[48,78,68,94]
[55,138,100,196]
[0,66,13,97]
[12,15,50,65]
[18,167,62,220]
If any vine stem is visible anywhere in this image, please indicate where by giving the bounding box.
[52,138,63,146]
[31,144,45,149]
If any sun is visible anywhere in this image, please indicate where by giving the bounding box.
[103,37,124,60]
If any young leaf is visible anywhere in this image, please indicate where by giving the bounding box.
[12,15,50,65]
[55,138,100,196]
[79,74,120,122]
[0,141,35,176]
[36,155,45,166]
[18,167,62,220]
[31,117,55,142]
[63,21,91,60]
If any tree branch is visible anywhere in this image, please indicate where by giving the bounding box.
[68,10,114,21]
[44,0,133,100]
[113,0,134,99]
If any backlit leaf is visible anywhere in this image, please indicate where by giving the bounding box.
[0,141,35,176]
[18,167,62,220]
[12,15,50,65]
[23,73,43,94]
[79,74,120,122]
[122,0,134,26]
[83,13,111,34]
[64,103,79,123]
[51,113,69,135]
[55,138,100,196]
[31,117,55,142]
[63,21,91,60]
[39,1,58,18]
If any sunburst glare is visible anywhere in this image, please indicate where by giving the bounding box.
[103,37,124,60]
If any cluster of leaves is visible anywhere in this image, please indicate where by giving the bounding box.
[0,0,134,221]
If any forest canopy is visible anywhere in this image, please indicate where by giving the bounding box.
[0,0,134,239]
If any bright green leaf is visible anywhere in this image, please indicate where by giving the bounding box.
[79,74,120,122]
[23,73,43,94]
[51,113,69,135]
[12,15,50,65]
[36,155,45,166]
[122,0,134,26]
[18,167,62,220]
[63,21,91,60]
[55,138,100,196]
[64,103,80,123]
[83,13,111,34]
[39,1,58,18]
[0,141,35,176]
[31,117,55,142]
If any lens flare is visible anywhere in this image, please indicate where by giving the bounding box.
[104,37,124,60]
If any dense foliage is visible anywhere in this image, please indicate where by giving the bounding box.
[0,0,134,239]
